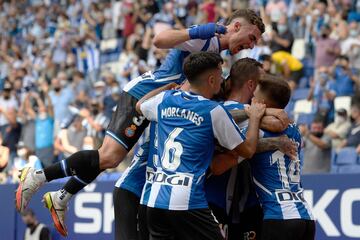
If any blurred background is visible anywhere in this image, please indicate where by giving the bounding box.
[0,0,359,239]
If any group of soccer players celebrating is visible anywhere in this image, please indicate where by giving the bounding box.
[16,9,315,240]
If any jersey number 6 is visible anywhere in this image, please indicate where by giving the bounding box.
[161,128,184,171]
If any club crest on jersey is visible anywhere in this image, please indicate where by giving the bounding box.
[125,124,137,137]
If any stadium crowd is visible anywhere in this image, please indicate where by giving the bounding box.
[0,0,359,184]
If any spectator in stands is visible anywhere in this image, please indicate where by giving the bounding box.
[80,99,109,148]
[32,88,54,168]
[269,14,294,53]
[91,80,107,102]
[54,115,87,158]
[0,132,9,173]
[259,54,274,75]
[12,141,42,182]
[300,116,332,173]
[22,209,50,240]
[104,85,120,119]
[314,24,341,70]
[339,99,360,153]
[329,55,358,96]
[324,108,352,149]
[265,0,287,23]
[271,50,303,88]
[49,77,74,134]
[0,82,20,169]
[0,82,18,134]
[287,0,306,38]
[308,67,336,121]
[340,21,360,56]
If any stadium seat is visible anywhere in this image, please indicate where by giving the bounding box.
[338,165,360,174]
[292,88,310,101]
[291,38,305,60]
[335,147,358,165]
[296,113,314,126]
[334,96,351,114]
[330,150,338,173]
[298,76,310,89]
[293,99,313,122]
[285,100,295,120]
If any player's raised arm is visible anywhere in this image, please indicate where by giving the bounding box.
[232,99,265,159]
[153,23,227,49]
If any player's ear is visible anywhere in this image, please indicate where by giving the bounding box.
[234,21,241,32]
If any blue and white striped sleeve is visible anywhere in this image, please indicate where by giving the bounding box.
[210,105,244,150]
[174,37,220,52]
[140,91,166,122]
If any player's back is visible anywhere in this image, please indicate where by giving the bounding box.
[249,123,313,221]
[143,90,240,210]
[123,37,220,100]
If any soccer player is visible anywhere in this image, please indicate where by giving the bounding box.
[136,51,265,240]
[16,9,265,236]
[113,60,293,240]
[206,58,297,240]
[212,75,315,240]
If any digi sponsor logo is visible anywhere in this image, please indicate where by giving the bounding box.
[275,190,306,203]
[146,171,192,187]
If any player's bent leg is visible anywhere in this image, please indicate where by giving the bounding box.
[113,187,140,240]
[98,135,128,169]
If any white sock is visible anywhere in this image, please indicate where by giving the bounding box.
[54,189,73,207]
[33,170,47,185]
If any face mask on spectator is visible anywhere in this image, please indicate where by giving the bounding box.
[17,148,27,158]
[277,24,287,34]
[38,112,47,120]
[95,89,103,97]
[349,29,358,37]
[312,132,323,138]
[335,116,346,124]
[82,144,93,150]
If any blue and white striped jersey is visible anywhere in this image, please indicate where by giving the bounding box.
[114,127,150,197]
[123,37,221,100]
[246,124,314,220]
[140,90,244,210]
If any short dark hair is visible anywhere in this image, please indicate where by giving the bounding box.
[338,55,349,62]
[226,9,265,34]
[183,52,223,83]
[258,74,291,109]
[21,209,35,217]
[229,58,262,89]
[259,54,271,62]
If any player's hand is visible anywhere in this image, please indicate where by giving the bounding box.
[189,23,227,40]
[248,98,266,120]
[278,135,298,160]
[165,82,179,90]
